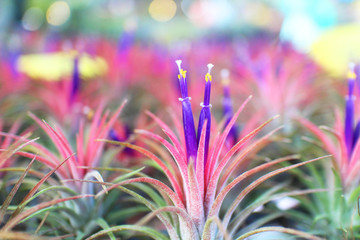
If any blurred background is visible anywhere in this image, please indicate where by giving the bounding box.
[1,0,360,77]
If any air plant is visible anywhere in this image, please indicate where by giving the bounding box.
[0,101,132,238]
[20,51,106,125]
[0,153,94,239]
[295,65,360,239]
[93,61,325,240]
[235,43,322,132]
[0,122,93,237]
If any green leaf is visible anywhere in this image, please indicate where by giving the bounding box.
[0,155,36,224]
[235,226,323,240]
[2,195,94,231]
[85,225,169,240]
[235,212,284,238]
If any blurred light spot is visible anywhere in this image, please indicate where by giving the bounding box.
[354,1,360,23]
[311,24,360,76]
[148,0,177,22]
[124,16,138,31]
[108,0,135,16]
[274,197,299,211]
[241,2,282,31]
[22,7,44,31]
[188,1,216,28]
[17,52,108,81]
[187,1,233,28]
[46,1,71,26]
[280,13,321,52]
[242,2,271,27]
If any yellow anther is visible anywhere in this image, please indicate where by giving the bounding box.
[205,73,212,82]
[348,70,356,79]
[180,69,187,78]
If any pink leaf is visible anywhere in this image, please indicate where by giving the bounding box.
[196,119,208,200]
[206,96,252,184]
[11,155,73,218]
[205,116,277,213]
[221,155,329,229]
[187,160,205,232]
[135,129,188,186]
[99,140,185,203]
[96,177,185,209]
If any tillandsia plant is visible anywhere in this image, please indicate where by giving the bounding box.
[0,154,94,239]
[295,65,360,239]
[1,101,132,238]
[235,43,322,132]
[29,52,105,126]
[93,61,326,240]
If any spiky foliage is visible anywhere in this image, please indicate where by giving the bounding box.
[295,66,360,239]
[17,101,126,187]
[95,61,325,240]
[235,42,322,131]
[0,154,95,238]
[0,101,140,238]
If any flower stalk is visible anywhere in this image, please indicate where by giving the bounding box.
[221,69,238,145]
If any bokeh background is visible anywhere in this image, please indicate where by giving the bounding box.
[1,0,360,76]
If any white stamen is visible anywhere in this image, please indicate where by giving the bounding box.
[221,69,230,85]
[349,62,355,72]
[176,60,182,72]
[221,69,229,79]
[207,63,214,74]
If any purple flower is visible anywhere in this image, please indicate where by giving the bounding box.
[176,60,197,162]
[70,57,80,103]
[345,65,356,157]
[197,64,214,165]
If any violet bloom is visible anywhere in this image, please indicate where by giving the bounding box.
[344,66,358,157]
[354,64,360,148]
[176,60,197,162]
[197,64,214,165]
[70,57,80,103]
[221,69,239,145]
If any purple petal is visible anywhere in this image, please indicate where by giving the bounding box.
[182,99,198,161]
[197,107,211,165]
[70,57,80,103]
[197,64,214,164]
[345,76,355,157]
[176,60,197,162]
[353,121,360,151]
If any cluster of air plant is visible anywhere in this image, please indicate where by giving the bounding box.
[292,65,360,239]
[0,34,347,240]
[235,43,322,132]
[0,100,145,239]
